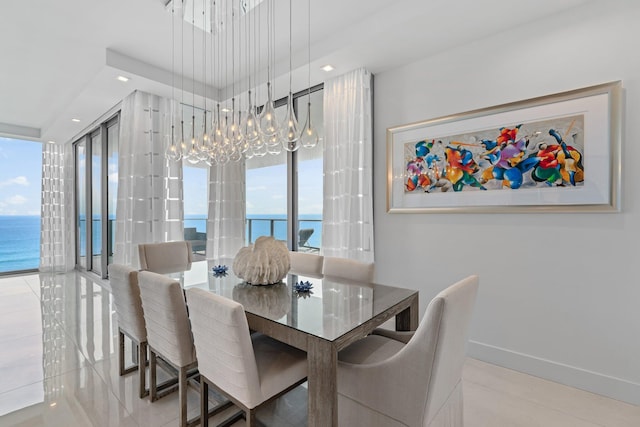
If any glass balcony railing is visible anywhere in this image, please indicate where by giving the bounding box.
[76,216,322,263]
[183,216,322,254]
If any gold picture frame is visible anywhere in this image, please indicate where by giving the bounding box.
[387,81,622,213]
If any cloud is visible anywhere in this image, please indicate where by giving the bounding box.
[272,195,285,200]
[6,195,27,205]
[109,172,118,183]
[247,185,268,192]
[0,176,29,188]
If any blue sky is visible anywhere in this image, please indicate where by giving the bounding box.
[183,158,324,216]
[0,138,42,216]
[0,136,323,218]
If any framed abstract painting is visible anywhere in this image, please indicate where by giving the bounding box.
[386,81,622,213]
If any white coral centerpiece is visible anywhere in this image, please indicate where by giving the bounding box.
[232,236,290,285]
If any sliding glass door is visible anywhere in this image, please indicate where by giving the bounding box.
[74,114,119,278]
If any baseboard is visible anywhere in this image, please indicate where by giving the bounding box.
[467,340,640,406]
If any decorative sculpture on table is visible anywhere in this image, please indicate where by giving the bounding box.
[211,264,229,277]
[233,236,290,285]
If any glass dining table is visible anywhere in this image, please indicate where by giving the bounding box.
[178,260,419,427]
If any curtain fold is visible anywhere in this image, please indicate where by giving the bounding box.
[206,161,246,263]
[40,142,75,272]
[114,91,184,269]
[322,68,374,263]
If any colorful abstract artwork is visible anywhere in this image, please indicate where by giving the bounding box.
[387,81,621,213]
[404,115,584,194]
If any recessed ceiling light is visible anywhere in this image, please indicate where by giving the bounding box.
[47,140,56,144]
[321,65,334,72]
[71,118,81,122]
[221,107,231,113]
[117,75,130,82]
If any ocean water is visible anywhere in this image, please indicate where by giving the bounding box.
[0,214,322,274]
[0,216,40,273]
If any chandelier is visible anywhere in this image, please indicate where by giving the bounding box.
[165,0,319,166]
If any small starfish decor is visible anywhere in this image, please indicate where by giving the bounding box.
[294,280,314,295]
[211,265,229,277]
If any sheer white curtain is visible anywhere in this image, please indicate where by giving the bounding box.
[40,142,75,272]
[322,68,374,263]
[114,90,184,269]
[206,161,245,263]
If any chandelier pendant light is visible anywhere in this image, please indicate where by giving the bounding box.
[244,90,260,143]
[165,0,317,165]
[282,0,300,152]
[166,1,182,161]
[300,0,319,149]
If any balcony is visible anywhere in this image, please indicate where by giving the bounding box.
[184,216,321,256]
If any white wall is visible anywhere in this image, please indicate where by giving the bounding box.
[372,0,640,405]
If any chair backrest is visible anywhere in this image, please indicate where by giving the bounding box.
[298,228,314,247]
[322,256,375,283]
[404,275,479,425]
[138,271,196,368]
[138,241,193,274]
[184,227,198,240]
[108,264,145,342]
[186,288,263,408]
[289,251,324,277]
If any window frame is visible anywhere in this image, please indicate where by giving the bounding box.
[73,112,119,278]
[252,83,324,252]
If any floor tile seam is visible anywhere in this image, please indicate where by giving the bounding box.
[0,287,41,301]
[84,360,141,426]
[0,331,46,347]
[464,380,607,427]
[49,315,101,370]
[0,364,84,397]
[463,368,639,424]
[0,380,43,397]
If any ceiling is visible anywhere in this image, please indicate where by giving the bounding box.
[0,0,590,145]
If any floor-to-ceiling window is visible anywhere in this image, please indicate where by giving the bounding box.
[0,137,42,274]
[74,114,119,278]
[90,129,103,275]
[246,85,323,252]
[76,139,87,269]
[295,89,323,252]
[181,106,209,257]
[183,163,208,258]
[107,121,119,266]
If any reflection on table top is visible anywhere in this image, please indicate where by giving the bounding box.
[175,260,417,343]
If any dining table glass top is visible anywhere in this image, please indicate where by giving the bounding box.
[176,260,417,343]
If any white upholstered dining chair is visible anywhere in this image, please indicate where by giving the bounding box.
[185,287,308,427]
[138,241,193,274]
[107,264,147,398]
[289,251,324,277]
[322,256,375,283]
[336,275,479,427]
[137,271,200,427]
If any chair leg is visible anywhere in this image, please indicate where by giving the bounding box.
[179,366,188,427]
[138,341,148,398]
[150,349,158,402]
[118,330,125,376]
[200,378,209,427]
[246,409,257,427]
[199,376,235,427]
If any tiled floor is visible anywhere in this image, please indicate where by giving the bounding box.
[0,271,638,427]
